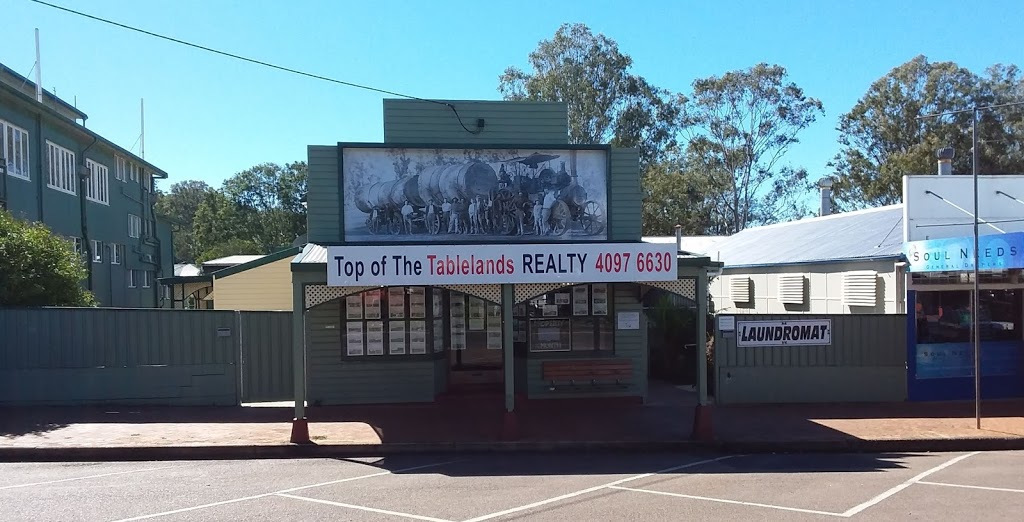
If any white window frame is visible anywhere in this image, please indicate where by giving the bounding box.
[2,120,31,180]
[143,270,152,288]
[46,141,76,195]
[128,214,142,238]
[115,156,127,182]
[142,170,151,192]
[85,159,110,205]
[128,269,137,288]
[109,243,122,265]
[71,237,83,257]
[91,239,103,263]
[129,162,139,182]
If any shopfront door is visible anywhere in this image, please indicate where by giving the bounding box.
[445,290,504,393]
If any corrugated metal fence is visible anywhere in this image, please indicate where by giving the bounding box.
[714,314,907,404]
[0,308,292,406]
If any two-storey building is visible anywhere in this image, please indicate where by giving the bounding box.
[0,63,172,307]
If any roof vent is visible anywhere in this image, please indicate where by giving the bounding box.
[777,274,806,304]
[729,276,752,303]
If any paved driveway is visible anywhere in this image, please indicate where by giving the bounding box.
[1,451,1021,521]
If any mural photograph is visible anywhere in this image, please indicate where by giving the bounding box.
[341,146,608,242]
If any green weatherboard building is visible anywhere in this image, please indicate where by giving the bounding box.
[287,99,717,437]
[0,64,172,308]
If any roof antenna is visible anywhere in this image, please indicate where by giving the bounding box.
[35,28,43,103]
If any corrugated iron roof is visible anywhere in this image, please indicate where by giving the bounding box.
[294,243,328,264]
[707,205,905,268]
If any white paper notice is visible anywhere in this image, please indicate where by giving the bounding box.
[364,290,382,319]
[346,322,364,356]
[346,295,363,320]
[616,311,640,330]
[389,321,406,354]
[469,297,485,331]
[409,287,426,319]
[592,283,608,316]
[366,321,384,355]
[409,320,426,354]
[388,287,405,319]
[573,285,589,316]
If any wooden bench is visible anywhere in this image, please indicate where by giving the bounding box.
[541,359,633,391]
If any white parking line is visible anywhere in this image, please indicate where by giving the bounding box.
[609,486,846,517]
[918,481,1024,494]
[461,455,736,522]
[841,451,980,517]
[0,466,177,491]
[109,460,456,522]
[277,493,454,522]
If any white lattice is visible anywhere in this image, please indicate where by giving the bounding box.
[435,284,502,304]
[514,283,576,304]
[642,279,697,300]
[305,285,375,309]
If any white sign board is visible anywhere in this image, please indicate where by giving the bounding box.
[718,315,735,332]
[326,243,677,286]
[735,319,832,347]
[616,311,641,330]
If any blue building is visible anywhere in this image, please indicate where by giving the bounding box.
[0,63,172,307]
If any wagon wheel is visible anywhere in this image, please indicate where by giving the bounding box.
[367,215,381,235]
[549,200,570,236]
[388,215,402,235]
[580,200,605,235]
[428,212,441,235]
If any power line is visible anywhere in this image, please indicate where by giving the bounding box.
[27,0,482,133]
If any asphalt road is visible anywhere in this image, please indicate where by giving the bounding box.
[1,451,1022,521]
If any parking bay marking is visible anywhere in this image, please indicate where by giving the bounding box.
[110,460,457,522]
[918,481,1024,494]
[0,466,177,491]
[277,493,454,522]
[841,451,979,517]
[609,486,846,517]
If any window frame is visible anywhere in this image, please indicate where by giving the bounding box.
[85,159,110,205]
[128,269,137,288]
[524,283,615,355]
[109,243,122,265]
[128,214,142,238]
[142,270,152,288]
[2,119,31,180]
[46,140,77,195]
[115,156,127,182]
[91,239,103,263]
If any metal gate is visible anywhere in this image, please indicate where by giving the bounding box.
[239,311,293,402]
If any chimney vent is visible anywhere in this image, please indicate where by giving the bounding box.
[937,147,954,176]
[818,178,834,217]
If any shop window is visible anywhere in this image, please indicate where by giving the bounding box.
[341,287,433,357]
[916,290,1024,344]
[519,283,613,353]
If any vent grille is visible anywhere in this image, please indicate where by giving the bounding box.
[729,276,751,303]
[777,274,805,304]
[843,271,878,307]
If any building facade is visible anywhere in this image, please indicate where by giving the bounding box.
[0,64,172,308]
[287,99,716,429]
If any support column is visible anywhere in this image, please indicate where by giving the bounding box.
[501,283,518,440]
[692,270,714,441]
[290,282,310,444]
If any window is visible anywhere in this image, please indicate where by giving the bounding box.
[109,243,123,265]
[343,287,435,357]
[85,159,109,205]
[128,269,138,288]
[143,270,152,288]
[115,156,127,182]
[46,141,76,194]
[2,120,30,180]
[916,290,1024,344]
[523,284,613,353]
[143,218,153,238]
[70,237,83,257]
[129,162,139,182]
[128,214,142,238]
[91,239,103,263]
[142,171,151,192]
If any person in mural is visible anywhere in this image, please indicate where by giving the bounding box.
[480,195,492,234]
[444,198,455,234]
[514,199,525,235]
[426,200,438,235]
[401,200,415,234]
[468,197,479,234]
[542,188,557,235]
[532,198,543,236]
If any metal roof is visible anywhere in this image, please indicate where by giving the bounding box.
[202,255,265,266]
[294,243,328,264]
[642,235,728,255]
[173,263,201,277]
[706,205,905,268]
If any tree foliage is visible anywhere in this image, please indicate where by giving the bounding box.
[154,180,215,263]
[680,63,823,233]
[498,23,682,168]
[190,162,307,263]
[0,209,96,307]
[831,56,1024,210]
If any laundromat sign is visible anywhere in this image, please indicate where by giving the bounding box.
[736,319,832,347]
[326,243,677,286]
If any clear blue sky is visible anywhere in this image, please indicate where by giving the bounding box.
[5,0,1022,190]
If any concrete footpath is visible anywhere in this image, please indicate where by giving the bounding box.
[2,390,1023,461]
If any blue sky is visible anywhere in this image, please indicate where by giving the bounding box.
[5,0,1023,190]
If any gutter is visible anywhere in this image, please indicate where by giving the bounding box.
[79,135,99,293]
[720,254,906,271]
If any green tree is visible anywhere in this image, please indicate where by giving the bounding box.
[830,56,1024,210]
[499,23,683,168]
[641,153,720,236]
[681,63,823,233]
[190,162,307,261]
[154,180,215,263]
[0,209,96,306]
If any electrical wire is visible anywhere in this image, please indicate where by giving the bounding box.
[27,0,481,134]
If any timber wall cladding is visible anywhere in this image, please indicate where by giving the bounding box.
[0,308,292,406]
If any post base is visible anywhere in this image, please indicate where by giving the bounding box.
[290,417,311,444]
[691,404,714,442]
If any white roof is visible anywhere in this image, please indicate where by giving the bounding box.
[642,235,728,255]
[173,263,201,277]
[203,255,265,266]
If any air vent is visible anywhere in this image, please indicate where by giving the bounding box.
[843,271,878,307]
[729,276,752,303]
[777,274,806,304]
